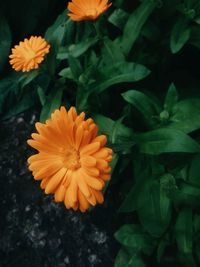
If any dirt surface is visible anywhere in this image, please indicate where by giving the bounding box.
[0,111,118,267]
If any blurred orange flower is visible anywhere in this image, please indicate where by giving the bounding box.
[9,36,50,72]
[27,107,112,212]
[67,0,112,21]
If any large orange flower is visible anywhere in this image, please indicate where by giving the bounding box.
[9,36,50,72]
[27,107,112,212]
[67,0,112,21]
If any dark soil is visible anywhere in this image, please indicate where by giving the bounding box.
[0,111,119,267]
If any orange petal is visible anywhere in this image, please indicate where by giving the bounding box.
[66,173,78,203]
[92,135,107,147]
[45,167,67,194]
[96,158,109,170]
[93,148,109,159]
[76,170,91,197]
[101,174,111,181]
[84,166,100,177]
[54,184,66,202]
[32,160,63,180]
[40,177,50,189]
[68,106,77,121]
[87,189,97,206]
[80,142,100,155]
[81,170,103,190]
[78,189,90,212]
[80,155,96,167]
[93,190,104,204]
[75,125,84,150]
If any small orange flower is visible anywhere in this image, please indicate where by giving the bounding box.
[27,107,112,212]
[9,36,50,72]
[67,0,112,21]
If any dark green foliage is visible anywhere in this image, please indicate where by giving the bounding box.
[1,0,200,266]
[0,16,11,72]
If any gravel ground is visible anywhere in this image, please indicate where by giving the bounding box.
[0,111,118,267]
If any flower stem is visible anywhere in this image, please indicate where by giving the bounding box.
[93,21,102,39]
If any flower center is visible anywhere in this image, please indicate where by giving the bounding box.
[62,148,81,171]
[23,49,36,60]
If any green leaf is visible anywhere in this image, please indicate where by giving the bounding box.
[170,17,191,54]
[19,70,39,88]
[40,88,63,122]
[93,114,135,152]
[188,155,200,187]
[138,181,171,237]
[57,37,98,60]
[175,208,196,266]
[115,247,146,267]
[122,90,161,122]
[102,37,125,65]
[76,87,90,111]
[108,8,129,30]
[111,119,135,152]
[37,86,46,106]
[115,247,132,267]
[92,62,150,93]
[2,90,36,120]
[164,83,179,113]
[157,234,170,262]
[93,114,115,137]
[68,55,83,81]
[126,256,146,267]
[195,16,200,24]
[115,224,153,254]
[138,128,200,155]
[168,180,200,207]
[180,182,200,198]
[120,0,157,55]
[45,10,67,45]
[115,225,144,249]
[194,214,200,234]
[0,73,23,116]
[119,168,149,212]
[160,173,177,199]
[59,67,73,80]
[167,98,200,133]
[44,11,68,75]
[160,187,171,222]
[0,16,12,72]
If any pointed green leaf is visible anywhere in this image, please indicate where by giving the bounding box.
[40,88,63,122]
[122,90,161,121]
[175,208,196,266]
[138,181,171,237]
[168,98,200,133]
[164,83,178,113]
[57,37,99,60]
[108,8,128,30]
[120,0,157,55]
[138,128,200,155]
[170,17,191,53]
[92,62,150,93]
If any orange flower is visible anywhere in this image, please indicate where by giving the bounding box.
[27,107,112,212]
[9,36,50,72]
[67,0,112,21]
